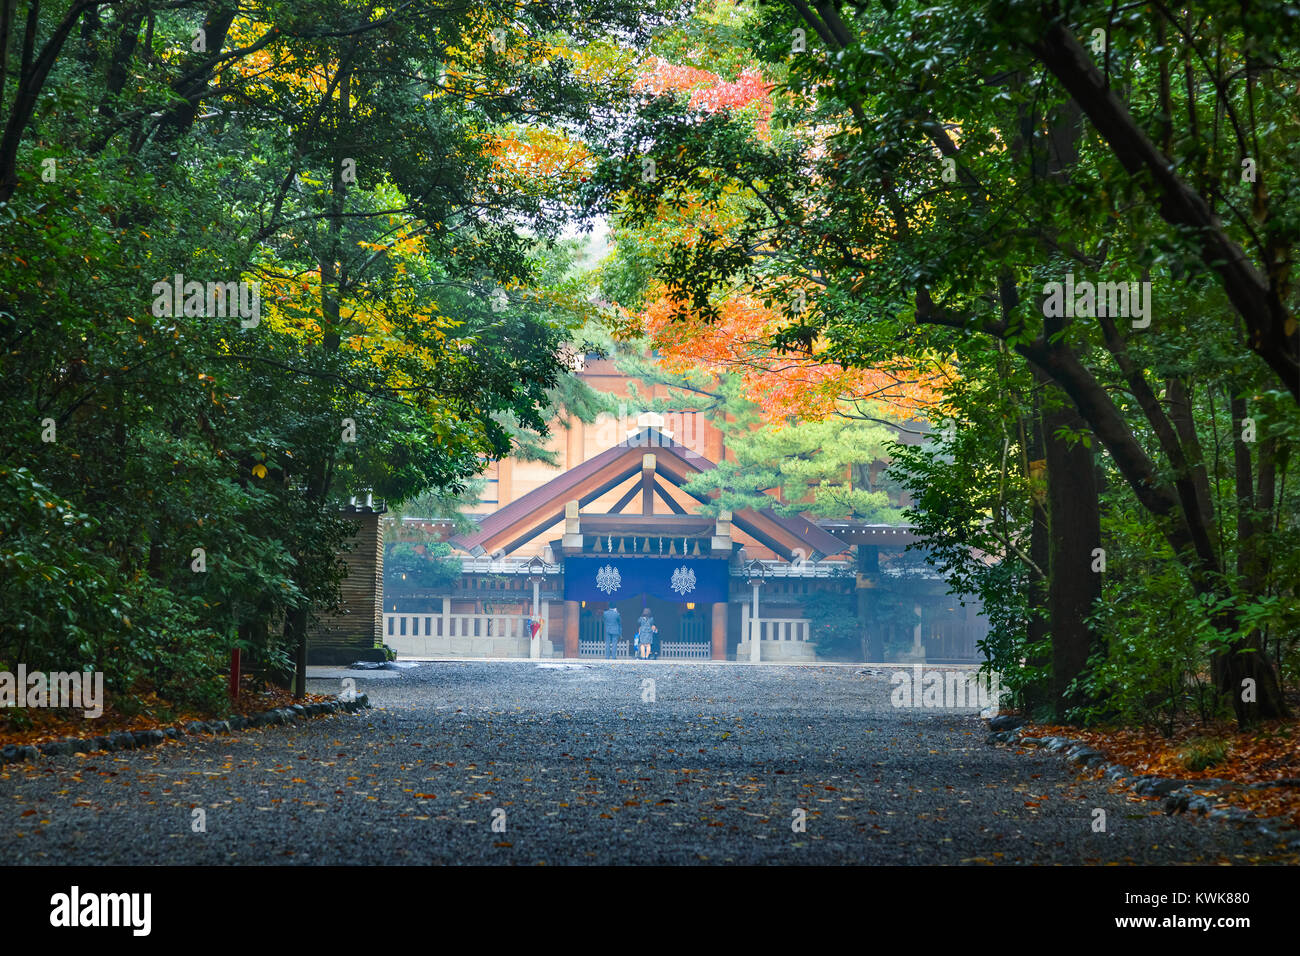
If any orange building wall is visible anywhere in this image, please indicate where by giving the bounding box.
[469,358,728,515]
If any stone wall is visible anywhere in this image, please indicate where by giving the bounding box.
[735,639,819,662]
[390,633,556,659]
[307,506,387,665]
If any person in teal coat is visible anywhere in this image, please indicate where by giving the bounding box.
[636,608,655,660]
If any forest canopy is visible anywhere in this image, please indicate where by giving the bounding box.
[1,0,1296,732]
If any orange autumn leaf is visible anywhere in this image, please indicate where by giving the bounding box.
[635,57,773,134]
[636,289,944,424]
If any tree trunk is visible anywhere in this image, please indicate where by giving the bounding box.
[1042,385,1102,720]
[285,606,309,698]
[858,544,882,661]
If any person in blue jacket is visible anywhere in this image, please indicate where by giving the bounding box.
[602,605,622,659]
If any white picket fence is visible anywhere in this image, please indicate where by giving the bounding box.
[659,640,711,660]
[385,610,548,659]
[578,638,710,660]
[385,612,532,640]
[739,608,812,643]
[578,638,632,658]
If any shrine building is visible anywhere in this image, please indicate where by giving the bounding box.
[378,358,989,662]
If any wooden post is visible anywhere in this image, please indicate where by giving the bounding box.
[711,601,727,661]
[229,648,241,701]
[562,500,582,550]
[564,600,580,658]
[858,544,880,661]
[530,578,542,659]
[641,454,656,515]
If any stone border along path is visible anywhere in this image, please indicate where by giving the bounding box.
[0,694,371,765]
[986,715,1300,850]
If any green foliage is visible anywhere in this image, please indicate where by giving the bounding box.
[1180,738,1230,772]
[885,342,1044,706]
[385,541,462,592]
[805,592,862,659]
[604,340,908,520]
[389,482,487,535]
[687,414,906,521]
[0,0,658,713]
[585,0,1300,724]
[1071,508,1230,733]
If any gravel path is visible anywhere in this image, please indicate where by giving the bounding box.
[0,662,1287,864]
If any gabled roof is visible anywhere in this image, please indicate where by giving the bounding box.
[451,427,847,561]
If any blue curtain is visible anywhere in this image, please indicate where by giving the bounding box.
[563,556,729,603]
